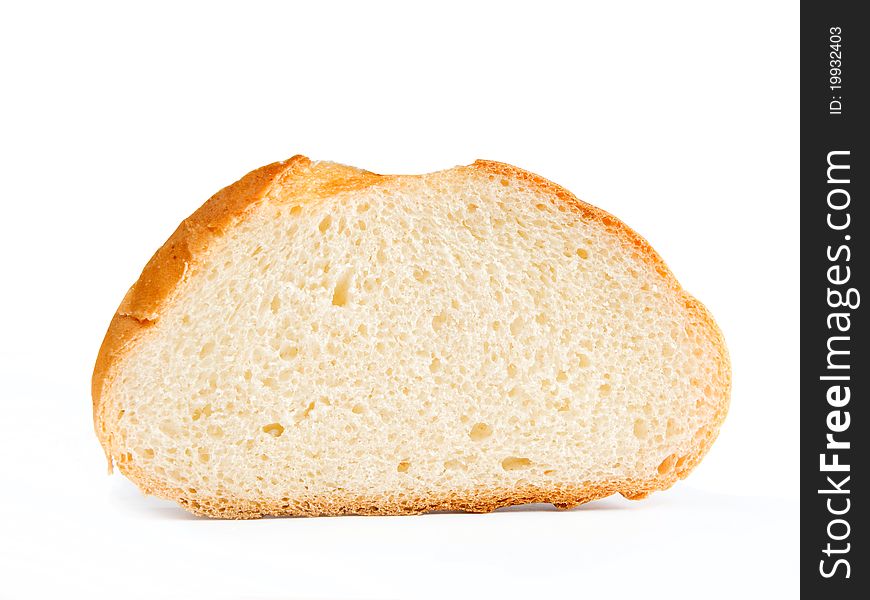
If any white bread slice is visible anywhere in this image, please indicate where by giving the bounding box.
[93,156,730,518]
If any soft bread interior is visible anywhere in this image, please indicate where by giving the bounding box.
[102,163,727,510]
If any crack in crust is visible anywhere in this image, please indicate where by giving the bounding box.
[93,155,731,517]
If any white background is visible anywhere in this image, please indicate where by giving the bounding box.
[0,1,799,598]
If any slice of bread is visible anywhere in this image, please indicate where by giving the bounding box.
[93,156,730,518]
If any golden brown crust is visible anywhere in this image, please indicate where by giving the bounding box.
[94,155,731,516]
[118,439,715,519]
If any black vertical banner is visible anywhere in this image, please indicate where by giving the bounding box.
[802,2,868,595]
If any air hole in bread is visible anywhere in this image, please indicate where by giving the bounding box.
[633,419,649,439]
[510,317,524,336]
[431,310,448,332]
[279,344,298,361]
[657,454,677,474]
[295,402,316,423]
[157,420,181,438]
[501,457,532,471]
[332,271,352,307]
[469,423,492,441]
[262,423,285,437]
